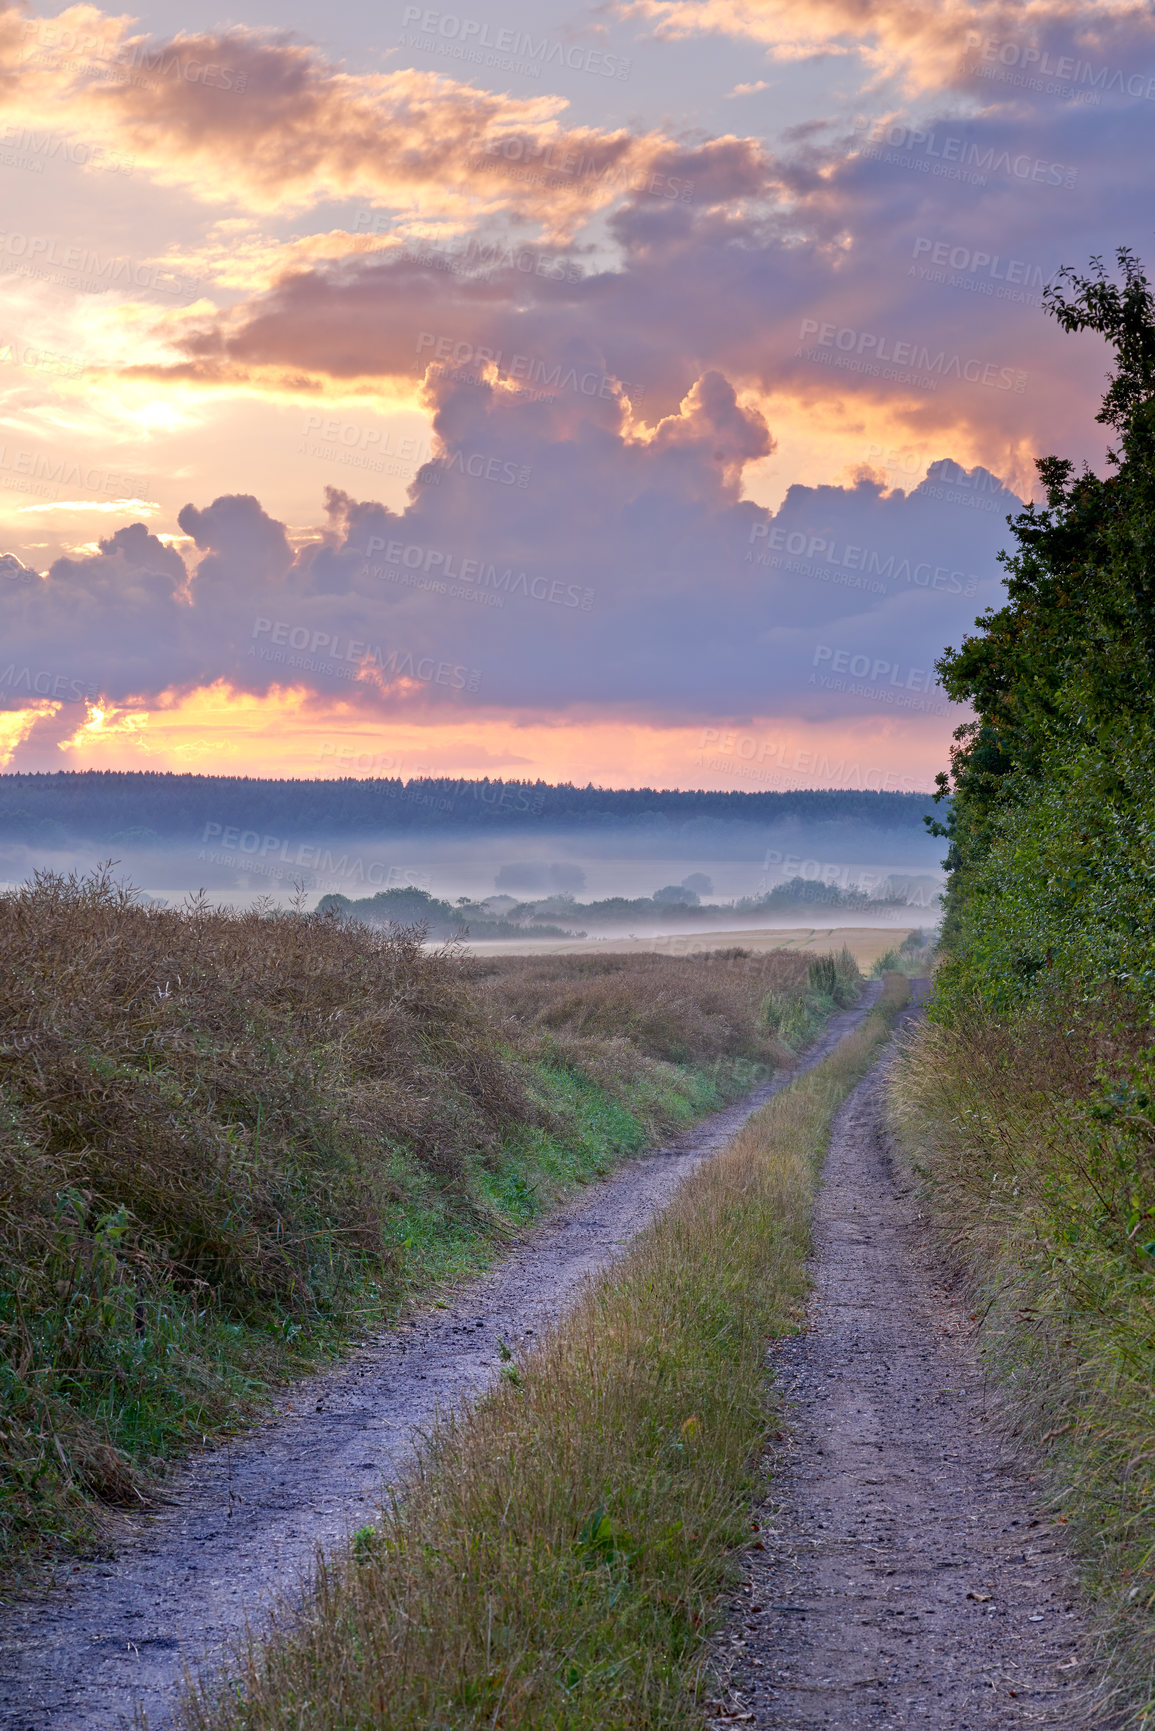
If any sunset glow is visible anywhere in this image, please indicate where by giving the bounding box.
[0,0,1146,784]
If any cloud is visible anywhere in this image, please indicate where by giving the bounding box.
[178,492,293,593]
[0,522,191,715]
[615,0,1155,102]
[0,364,1021,733]
[132,71,1147,479]
[1,9,765,229]
[9,3,1143,486]
[0,553,39,586]
[1,0,1145,769]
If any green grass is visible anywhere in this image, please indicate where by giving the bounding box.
[180,974,910,1731]
[0,1048,757,1579]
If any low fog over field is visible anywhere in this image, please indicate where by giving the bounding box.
[0,773,944,936]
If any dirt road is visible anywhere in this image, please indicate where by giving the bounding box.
[712,995,1093,1728]
[0,988,884,1731]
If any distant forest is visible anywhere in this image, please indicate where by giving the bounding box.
[0,772,934,845]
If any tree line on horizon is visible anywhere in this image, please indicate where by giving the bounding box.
[0,771,934,846]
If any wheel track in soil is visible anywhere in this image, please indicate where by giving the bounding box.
[711,984,1096,1729]
[0,984,885,1731]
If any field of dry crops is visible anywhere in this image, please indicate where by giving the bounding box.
[0,870,861,1577]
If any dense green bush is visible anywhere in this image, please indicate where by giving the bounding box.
[913,250,1155,1719]
[932,248,1155,1019]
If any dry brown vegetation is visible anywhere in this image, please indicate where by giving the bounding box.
[471,944,841,1067]
[0,871,860,1576]
[182,974,909,1731]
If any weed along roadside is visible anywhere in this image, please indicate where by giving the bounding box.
[177,974,910,1731]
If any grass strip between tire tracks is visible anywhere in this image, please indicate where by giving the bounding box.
[182,974,911,1731]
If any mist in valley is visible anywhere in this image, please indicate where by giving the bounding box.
[0,811,944,937]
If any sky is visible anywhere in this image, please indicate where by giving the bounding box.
[0,0,1149,788]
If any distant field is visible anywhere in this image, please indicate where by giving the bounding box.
[461,925,920,968]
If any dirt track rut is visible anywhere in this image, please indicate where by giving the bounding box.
[712,988,1093,1728]
[0,986,883,1730]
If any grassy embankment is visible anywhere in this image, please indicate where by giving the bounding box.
[181,972,910,1731]
[0,870,860,1578]
[891,1008,1155,1720]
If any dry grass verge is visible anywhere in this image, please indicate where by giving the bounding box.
[182,974,910,1731]
[890,1009,1155,1726]
[0,871,859,1580]
[474,946,863,1082]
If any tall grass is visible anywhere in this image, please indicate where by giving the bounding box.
[0,871,859,1578]
[181,974,910,1731]
[890,1008,1155,1725]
